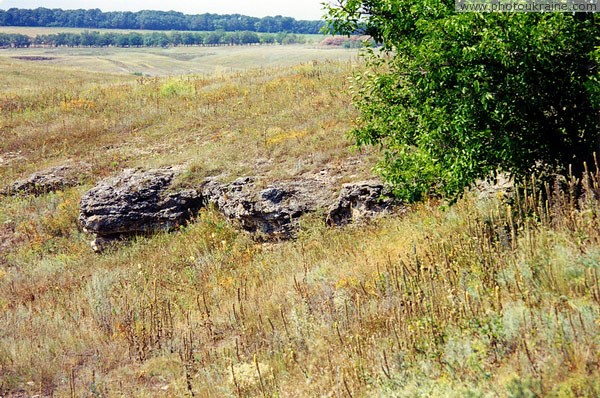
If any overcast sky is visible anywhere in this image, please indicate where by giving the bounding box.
[0,1,329,20]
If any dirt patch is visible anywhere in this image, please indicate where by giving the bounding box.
[12,56,56,61]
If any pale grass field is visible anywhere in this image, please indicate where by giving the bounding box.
[0,46,367,188]
[0,46,599,398]
[0,45,358,75]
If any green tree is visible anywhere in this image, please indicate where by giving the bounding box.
[240,31,260,44]
[260,33,276,44]
[325,2,600,201]
[170,31,183,46]
[115,33,130,47]
[128,32,144,47]
[204,31,224,46]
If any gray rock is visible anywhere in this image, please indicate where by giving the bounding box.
[79,167,403,252]
[202,177,334,238]
[4,164,87,196]
[473,173,513,200]
[327,181,400,226]
[90,235,123,253]
[79,168,202,242]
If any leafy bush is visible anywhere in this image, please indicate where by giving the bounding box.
[160,79,195,97]
[325,2,600,201]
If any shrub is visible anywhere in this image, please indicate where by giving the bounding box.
[325,2,600,201]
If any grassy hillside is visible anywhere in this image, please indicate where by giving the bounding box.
[0,48,599,397]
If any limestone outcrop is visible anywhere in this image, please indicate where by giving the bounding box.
[4,164,88,196]
[78,168,403,251]
[201,177,334,238]
[327,181,399,226]
[79,168,202,250]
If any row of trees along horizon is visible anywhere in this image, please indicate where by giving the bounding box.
[0,30,314,48]
[0,8,324,34]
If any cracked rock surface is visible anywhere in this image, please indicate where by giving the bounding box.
[201,176,335,238]
[79,168,203,249]
[78,167,403,251]
[326,181,401,226]
[4,163,88,196]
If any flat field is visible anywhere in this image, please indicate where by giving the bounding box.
[0,45,599,398]
[0,44,356,75]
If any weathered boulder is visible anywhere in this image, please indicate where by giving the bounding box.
[79,168,202,247]
[78,168,404,252]
[202,177,335,237]
[3,164,87,196]
[327,181,400,226]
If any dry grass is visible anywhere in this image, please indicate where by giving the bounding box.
[0,45,357,75]
[0,51,370,188]
[0,48,599,397]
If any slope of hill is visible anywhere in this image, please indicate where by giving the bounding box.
[0,49,599,397]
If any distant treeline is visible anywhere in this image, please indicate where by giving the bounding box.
[0,31,309,48]
[0,8,324,34]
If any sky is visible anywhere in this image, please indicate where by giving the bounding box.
[0,1,330,20]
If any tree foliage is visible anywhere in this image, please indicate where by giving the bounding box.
[0,30,305,48]
[0,8,324,34]
[325,1,600,201]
